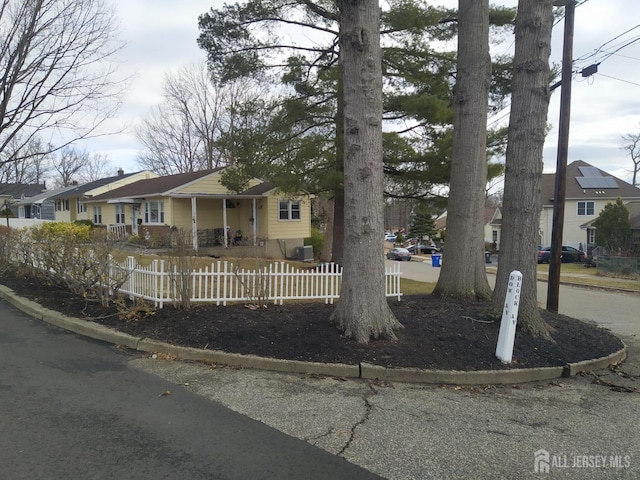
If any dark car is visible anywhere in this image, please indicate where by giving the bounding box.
[406,244,440,255]
[386,247,412,261]
[537,245,585,264]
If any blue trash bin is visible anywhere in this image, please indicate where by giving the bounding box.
[431,254,441,267]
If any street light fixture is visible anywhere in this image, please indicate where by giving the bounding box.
[547,0,576,312]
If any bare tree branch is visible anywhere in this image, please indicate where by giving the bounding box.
[621,128,640,187]
[136,63,269,174]
[0,0,127,166]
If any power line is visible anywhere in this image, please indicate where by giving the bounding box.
[595,72,640,87]
[574,24,640,63]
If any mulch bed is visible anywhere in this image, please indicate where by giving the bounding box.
[0,268,624,371]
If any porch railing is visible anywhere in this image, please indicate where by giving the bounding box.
[112,257,403,307]
[107,224,129,239]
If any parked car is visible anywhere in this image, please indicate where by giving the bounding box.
[384,233,397,243]
[537,245,585,264]
[386,247,412,261]
[406,243,440,255]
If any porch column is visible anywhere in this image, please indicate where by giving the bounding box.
[222,198,228,247]
[251,199,257,246]
[191,196,198,253]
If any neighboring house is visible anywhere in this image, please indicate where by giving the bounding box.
[578,200,640,249]
[432,206,502,248]
[484,206,502,248]
[0,183,46,217]
[85,168,312,259]
[47,169,157,223]
[13,185,78,220]
[539,160,640,248]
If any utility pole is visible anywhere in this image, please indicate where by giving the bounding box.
[547,0,575,312]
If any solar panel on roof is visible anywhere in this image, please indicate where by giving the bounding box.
[578,166,603,177]
[576,177,619,189]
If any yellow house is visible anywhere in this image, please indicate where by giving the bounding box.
[48,169,158,223]
[85,168,312,259]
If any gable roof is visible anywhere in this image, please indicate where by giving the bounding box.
[541,160,640,207]
[242,181,276,196]
[48,171,144,200]
[13,185,78,205]
[84,168,281,203]
[0,183,46,199]
[88,169,225,201]
[484,206,501,226]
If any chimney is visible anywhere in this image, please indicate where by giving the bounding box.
[117,168,124,176]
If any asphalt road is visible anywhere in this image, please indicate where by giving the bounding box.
[0,303,381,480]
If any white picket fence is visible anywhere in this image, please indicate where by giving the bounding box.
[112,257,403,307]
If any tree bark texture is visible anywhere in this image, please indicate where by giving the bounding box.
[330,0,402,344]
[433,0,492,301]
[331,75,346,265]
[491,0,554,338]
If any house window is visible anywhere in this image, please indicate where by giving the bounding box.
[77,202,87,214]
[93,206,102,224]
[144,201,164,224]
[55,199,70,212]
[492,230,498,242]
[577,201,595,216]
[279,200,301,221]
[587,228,596,244]
[115,204,125,224]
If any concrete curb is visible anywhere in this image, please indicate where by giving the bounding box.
[564,347,627,377]
[137,338,360,378]
[360,363,566,385]
[0,285,627,385]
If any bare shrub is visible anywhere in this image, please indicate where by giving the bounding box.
[166,228,194,310]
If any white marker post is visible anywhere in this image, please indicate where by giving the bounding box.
[496,270,522,363]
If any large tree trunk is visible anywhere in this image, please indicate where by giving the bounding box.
[331,75,346,266]
[330,0,402,344]
[433,0,492,301]
[320,197,334,262]
[491,0,554,338]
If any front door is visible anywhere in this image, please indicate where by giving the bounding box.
[132,205,139,235]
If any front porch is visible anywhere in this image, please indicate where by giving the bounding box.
[196,243,268,258]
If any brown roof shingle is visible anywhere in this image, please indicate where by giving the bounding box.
[541,160,640,206]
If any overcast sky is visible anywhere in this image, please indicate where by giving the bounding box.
[84,0,640,185]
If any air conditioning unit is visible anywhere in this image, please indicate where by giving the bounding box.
[296,245,313,262]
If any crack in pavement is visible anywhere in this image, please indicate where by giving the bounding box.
[305,426,335,442]
[337,382,378,457]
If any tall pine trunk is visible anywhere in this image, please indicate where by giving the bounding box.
[330,0,402,344]
[433,0,492,301]
[491,0,553,338]
[331,75,346,266]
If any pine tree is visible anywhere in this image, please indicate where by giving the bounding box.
[594,197,631,254]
